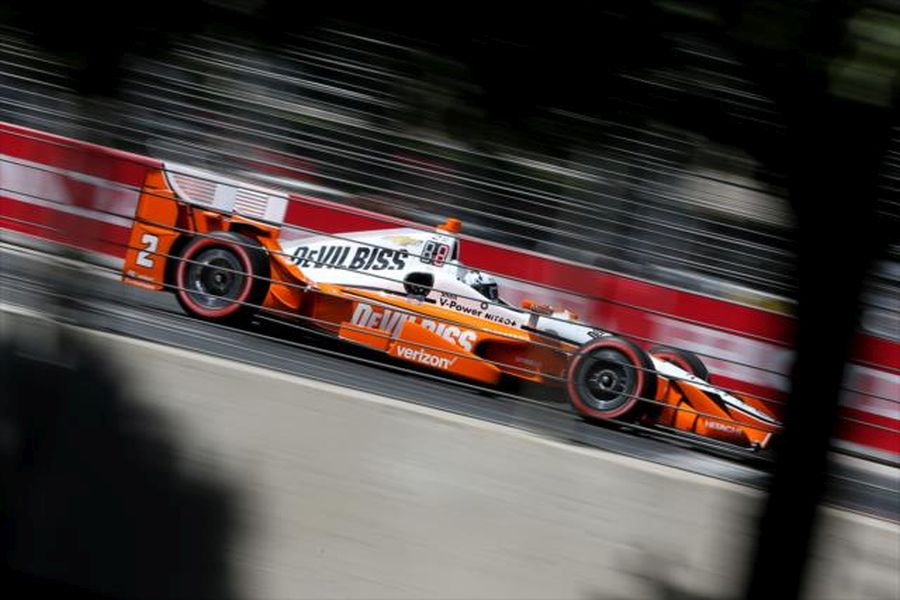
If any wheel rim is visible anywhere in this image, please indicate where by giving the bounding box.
[577,350,637,412]
[183,248,246,310]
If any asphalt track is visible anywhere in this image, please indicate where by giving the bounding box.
[1,243,897,521]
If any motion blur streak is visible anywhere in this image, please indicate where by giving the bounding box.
[2,124,896,459]
[0,1,898,599]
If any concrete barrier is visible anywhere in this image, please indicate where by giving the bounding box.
[2,305,898,599]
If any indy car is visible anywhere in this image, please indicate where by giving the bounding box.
[121,164,781,450]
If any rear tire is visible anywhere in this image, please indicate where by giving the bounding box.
[649,345,710,381]
[175,231,270,323]
[567,336,658,422]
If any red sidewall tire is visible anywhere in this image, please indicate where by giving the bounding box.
[567,337,657,421]
[175,235,260,320]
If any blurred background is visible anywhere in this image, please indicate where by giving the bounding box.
[1,2,897,316]
[1,1,898,599]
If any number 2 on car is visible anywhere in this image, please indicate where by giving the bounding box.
[136,233,159,268]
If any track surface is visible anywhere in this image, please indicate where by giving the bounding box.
[1,244,897,521]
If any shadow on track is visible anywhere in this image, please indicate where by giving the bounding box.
[1,320,241,599]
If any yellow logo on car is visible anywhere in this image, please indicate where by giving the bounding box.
[386,235,422,247]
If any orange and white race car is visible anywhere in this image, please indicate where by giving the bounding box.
[121,164,781,450]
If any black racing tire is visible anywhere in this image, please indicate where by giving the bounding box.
[174,231,270,323]
[649,345,710,381]
[567,336,658,422]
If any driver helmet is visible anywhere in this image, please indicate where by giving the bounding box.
[462,269,499,301]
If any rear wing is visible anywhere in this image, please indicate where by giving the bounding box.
[122,162,290,290]
[163,162,289,223]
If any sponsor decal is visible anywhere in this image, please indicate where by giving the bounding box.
[395,345,457,370]
[438,296,482,316]
[351,302,476,351]
[706,420,742,434]
[385,234,422,247]
[483,312,519,326]
[436,296,520,327]
[292,245,408,271]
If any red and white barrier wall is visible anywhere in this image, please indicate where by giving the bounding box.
[2,122,897,460]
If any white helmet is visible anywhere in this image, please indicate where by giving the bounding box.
[462,270,499,301]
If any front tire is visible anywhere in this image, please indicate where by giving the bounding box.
[175,231,270,323]
[567,336,658,422]
[648,345,710,381]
